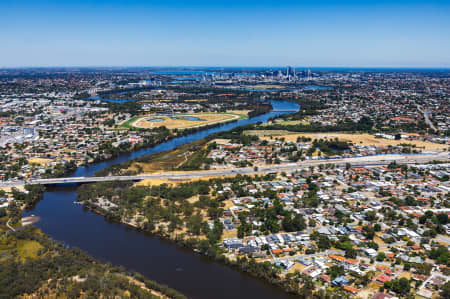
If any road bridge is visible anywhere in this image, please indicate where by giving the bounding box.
[1,152,447,187]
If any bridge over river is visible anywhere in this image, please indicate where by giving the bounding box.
[3,152,448,187]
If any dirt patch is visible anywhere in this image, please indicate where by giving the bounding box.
[286,263,306,274]
[245,130,297,137]
[222,229,237,239]
[398,271,412,279]
[357,287,377,299]
[223,200,235,209]
[210,138,232,145]
[136,174,234,187]
[0,185,26,192]
[127,276,169,299]
[251,132,447,151]
[29,158,53,165]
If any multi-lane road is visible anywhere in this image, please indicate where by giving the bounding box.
[1,152,448,187]
[418,104,438,131]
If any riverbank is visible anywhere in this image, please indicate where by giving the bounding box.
[77,193,303,297]
[0,222,187,299]
[49,107,265,179]
[0,186,184,298]
[22,100,300,299]
[73,175,324,298]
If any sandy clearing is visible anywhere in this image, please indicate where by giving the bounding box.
[252,132,447,151]
[356,287,377,299]
[184,99,208,102]
[286,263,307,274]
[223,200,235,209]
[0,185,26,192]
[135,174,234,187]
[222,229,237,239]
[210,138,232,145]
[29,158,53,165]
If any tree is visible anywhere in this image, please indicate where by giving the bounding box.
[376,252,386,262]
[207,219,224,245]
[328,265,345,279]
[317,235,331,250]
[392,277,411,295]
[292,214,306,231]
[428,246,449,265]
[440,281,450,299]
[282,214,295,232]
[374,223,381,232]
[436,213,448,225]
[186,214,203,235]
[362,225,376,240]
[345,248,357,259]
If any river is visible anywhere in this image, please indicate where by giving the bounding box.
[23,100,299,299]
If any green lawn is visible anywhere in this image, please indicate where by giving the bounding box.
[17,240,43,260]
[118,116,141,129]
[273,120,310,126]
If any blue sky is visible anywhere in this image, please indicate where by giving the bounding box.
[1,0,449,67]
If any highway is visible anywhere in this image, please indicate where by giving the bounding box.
[1,152,448,187]
[418,104,437,131]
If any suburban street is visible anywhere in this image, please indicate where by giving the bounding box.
[418,104,438,131]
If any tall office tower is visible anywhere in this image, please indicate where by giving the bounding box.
[307,68,312,80]
[286,66,296,81]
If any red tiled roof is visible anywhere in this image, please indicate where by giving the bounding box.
[376,274,392,283]
[371,292,393,299]
[329,254,346,262]
[345,258,358,264]
[343,285,359,294]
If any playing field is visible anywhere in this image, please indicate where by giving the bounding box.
[29,157,53,165]
[130,111,247,130]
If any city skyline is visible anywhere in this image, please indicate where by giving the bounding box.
[1,0,450,68]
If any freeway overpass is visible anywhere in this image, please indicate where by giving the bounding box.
[1,152,448,187]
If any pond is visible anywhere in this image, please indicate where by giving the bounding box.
[171,115,202,121]
[146,117,165,122]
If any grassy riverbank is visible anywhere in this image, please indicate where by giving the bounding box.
[0,189,186,299]
[75,178,349,298]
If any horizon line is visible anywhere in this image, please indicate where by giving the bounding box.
[1,65,450,70]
